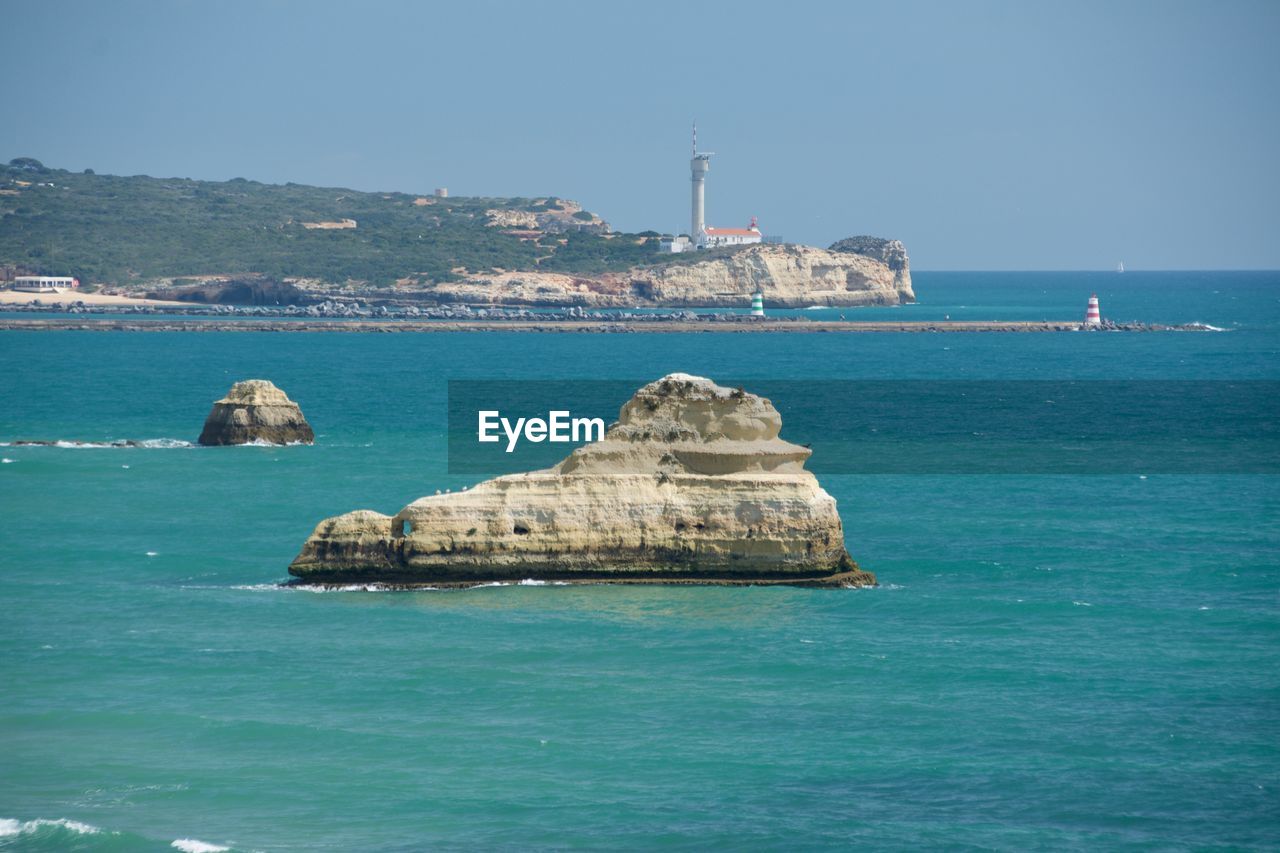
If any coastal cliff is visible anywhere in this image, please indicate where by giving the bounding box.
[829,236,912,295]
[289,374,873,587]
[418,242,914,308]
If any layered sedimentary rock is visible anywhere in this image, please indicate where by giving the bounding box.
[289,374,873,587]
[829,236,912,295]
[198,380,314,446]
[418,242,914,308]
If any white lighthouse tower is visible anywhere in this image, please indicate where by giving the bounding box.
[690,122,713,247]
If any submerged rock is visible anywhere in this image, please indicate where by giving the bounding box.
[289,374,873,587]
[198,380,314,446]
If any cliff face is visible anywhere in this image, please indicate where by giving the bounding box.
[147,277,313,306]
[828,236,911,295]
[421,242,914,308]
[198,380,314,446]
[289,374,873,587]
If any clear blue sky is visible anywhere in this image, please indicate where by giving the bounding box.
[5,0,1278,269]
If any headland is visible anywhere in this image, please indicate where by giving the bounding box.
[0,160,913,311]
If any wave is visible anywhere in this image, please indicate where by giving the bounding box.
[0,438,194,449]
[172,839,230,853]
[0,437,307,449]
[230,582,422,593]
[228,438,309,447]
[230,579,568,592]
[0,816,102,838]
[1180,322,1228,332]
[292,582,410,593]
[0,816,236,852]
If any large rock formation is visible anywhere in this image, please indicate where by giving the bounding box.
[198,380,314,446]
[147,276,313,306]
[828,236,911,295]
[415,242,914,308]
[289,374,874,587]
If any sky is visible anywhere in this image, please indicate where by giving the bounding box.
[4,0,1279,270]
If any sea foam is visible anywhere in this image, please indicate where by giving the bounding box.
[0,816,102,837]
[0,438,193,449]
[171,840,230,853]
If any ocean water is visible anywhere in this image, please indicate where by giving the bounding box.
[1,271,1277,851]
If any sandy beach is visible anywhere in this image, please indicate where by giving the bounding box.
[0,289,186,307]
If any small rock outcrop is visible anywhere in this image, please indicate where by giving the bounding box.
[828,236,911,295]
[289,374,873,587]
[198,380,314,446]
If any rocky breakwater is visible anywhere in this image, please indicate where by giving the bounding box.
[198,380,314,446]
[289,374,874,587]
[426,241,915,308]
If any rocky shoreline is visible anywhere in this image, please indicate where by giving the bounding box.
[283,570,873,590]
[0,317,1219,333]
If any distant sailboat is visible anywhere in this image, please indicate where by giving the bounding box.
[1117,261,1125,273]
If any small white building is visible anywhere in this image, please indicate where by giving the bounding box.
[11,275,79,293]
[702,217,763,249]
[660,235,694,253]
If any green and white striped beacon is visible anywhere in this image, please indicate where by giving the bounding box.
[750,291,765,316]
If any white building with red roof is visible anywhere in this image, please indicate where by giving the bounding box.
[703,217,763,248]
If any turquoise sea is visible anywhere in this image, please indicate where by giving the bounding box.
[1,272,1277,851]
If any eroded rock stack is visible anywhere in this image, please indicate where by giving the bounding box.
[289,374,873,587]
[198,380,314,446]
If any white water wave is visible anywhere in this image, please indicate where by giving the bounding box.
[172,839,230,853]
[0,438,193,449]
[229,582,428,593]
[291,582,410,593]
[229,438,309,447]
[0,816,102,837]
[229,579,569,593]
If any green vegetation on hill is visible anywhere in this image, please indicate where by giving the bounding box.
[0,159,728,287]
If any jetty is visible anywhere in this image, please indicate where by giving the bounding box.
[0,318,1208,334]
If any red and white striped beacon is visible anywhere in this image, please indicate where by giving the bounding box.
[1084,293,1101,326]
